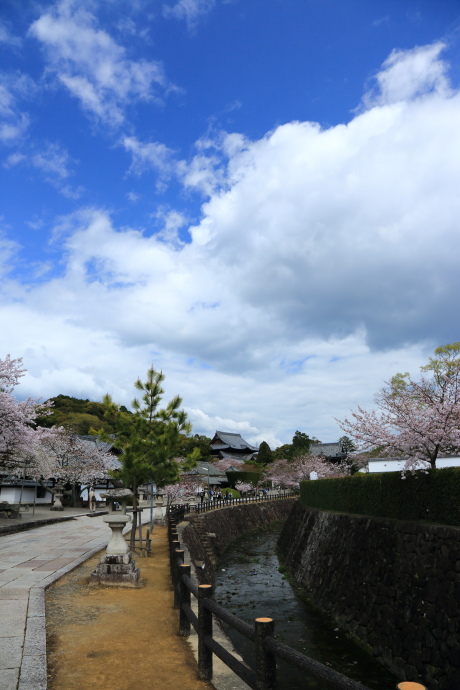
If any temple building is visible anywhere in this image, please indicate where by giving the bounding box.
[210,431,258,463]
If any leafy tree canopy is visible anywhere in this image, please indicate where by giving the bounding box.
[36,395,122,434]
[273,431,321,461]
[177,433,212,461]
[256,440,273,466]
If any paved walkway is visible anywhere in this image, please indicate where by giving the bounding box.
[0,511,150,690]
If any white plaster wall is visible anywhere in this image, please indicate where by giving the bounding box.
[0,486,53,504]
[368,457,460,473]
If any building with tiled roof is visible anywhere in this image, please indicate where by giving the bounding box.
[210,431,258,462]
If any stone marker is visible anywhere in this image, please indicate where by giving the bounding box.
[50,483,65,511]
[154,490,166,525]
[89,488,140,587]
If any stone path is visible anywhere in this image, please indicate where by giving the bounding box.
[0,511,150,690]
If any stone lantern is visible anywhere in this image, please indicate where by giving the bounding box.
[89,488,140,587]
[50,483,65,511]
[154,489,165,524]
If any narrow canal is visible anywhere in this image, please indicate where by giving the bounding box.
[214,524,398,690]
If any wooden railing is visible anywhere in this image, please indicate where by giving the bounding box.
[168,489,299,523]
[167,512,379,690]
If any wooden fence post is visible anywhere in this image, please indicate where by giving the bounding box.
[170,538,180,573]
[255,617,276,690]
[174,549,184,608]
[179,564,191,636]
[198,584,213,681]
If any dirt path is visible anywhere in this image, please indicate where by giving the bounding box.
[46,525,212,690]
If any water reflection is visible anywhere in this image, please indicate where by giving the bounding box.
[214,524,397,690]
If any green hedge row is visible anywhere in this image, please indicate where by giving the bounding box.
[299,468,460,526]
[226,470,261,488]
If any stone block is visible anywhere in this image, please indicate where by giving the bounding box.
[23,616,46,656]
[19,654,47,690]
[27,589,45,617]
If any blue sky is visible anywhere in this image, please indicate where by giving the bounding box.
[1,0,460,448]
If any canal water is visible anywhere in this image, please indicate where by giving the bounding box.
[214,524,398,690]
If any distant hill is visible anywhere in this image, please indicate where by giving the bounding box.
[36,394,128,435]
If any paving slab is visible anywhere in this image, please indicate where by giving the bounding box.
[0,668,20,690]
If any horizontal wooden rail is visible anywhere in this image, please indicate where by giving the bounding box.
[264,636,371,690]
[167,521,393,690]
[168,490,299,522]
[204,634,257,689]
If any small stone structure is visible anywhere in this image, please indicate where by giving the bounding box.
[89,488,140,587]
[154,490,166,524]
[50,483,65,511]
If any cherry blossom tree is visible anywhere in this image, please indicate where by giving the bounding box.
[234,481,253,494]
[214,457,245,472]
[338,342,460,472]
[0,355,53,472]
[163,475,204,505]
[265,454,349,488]
[37,428,117,505]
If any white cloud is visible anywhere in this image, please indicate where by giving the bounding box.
[4,141,83,198]
[2,42,460,444]
[362,42,450,108]
[152,207,188,245]
[0,76,31,144]
[121,135,177,184]
[0,231,20,278]
[163,0,216,31]
[29,1,169,126]
[0,20,22,48]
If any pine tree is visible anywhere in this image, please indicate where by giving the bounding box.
[100,366,199,547]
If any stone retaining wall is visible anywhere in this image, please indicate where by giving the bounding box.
[277,502,460,690]
[181,499,296,582]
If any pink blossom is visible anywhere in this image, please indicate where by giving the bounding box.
[214,457,245,472]
[265,455,349,488]
[0,355,54,470]
[337,344,460,472]
[235,481,253,493]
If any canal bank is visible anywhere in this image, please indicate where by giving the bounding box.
[180,499,398,689]
[213,524,398,690]
[278,502,460,690]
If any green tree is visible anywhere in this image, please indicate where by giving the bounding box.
[36,395,119,434]
[338,435,356,455]
[177,433,212,460]
[291,430,320,459]
[272,443,293,461]
[256,441,273,466]
[100,366,199,547]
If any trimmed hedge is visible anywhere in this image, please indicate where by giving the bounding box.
[226,470,261,488]
[299,468,460,526]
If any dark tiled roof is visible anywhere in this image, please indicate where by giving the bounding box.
[185,462,227,477]
[310,442,344,457]
[79,435,115,453]
[219,451,257,462]
[211,431,258,452]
